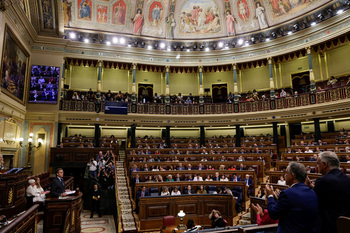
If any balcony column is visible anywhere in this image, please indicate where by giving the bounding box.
[233,64,239,113]
[200,126,205,147]
[273,122,279,158]
[199,66,204,114]
[97,60,102,92]
[60,58,65,101]
[165,66,170,114]
[268,57,275,99]
[165,126,171,148]
[306,46,316,93]
[235,125,241,147]
[131,63,137,113]
[314,118,321,142]
[94,124,101,148]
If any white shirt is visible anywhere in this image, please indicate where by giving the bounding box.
[87,160,97,171]
[305,149,314,153]
[193,176,203,181]
[26,185,45,202]
[277,180,286,185]
[220,178,229,181]
[171,191,181,195]
[161,191,170,196]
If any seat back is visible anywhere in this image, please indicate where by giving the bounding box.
[208,185,217,194]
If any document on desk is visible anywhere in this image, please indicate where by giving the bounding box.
[65,190,76,195]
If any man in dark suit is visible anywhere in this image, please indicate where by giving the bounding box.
[137,186,149,199]
[306,151,350,233]
[90,184,101,218]
[266,162,318,233]
[243,174,253,195]
[51,168,68,197]
[231,173,241,182]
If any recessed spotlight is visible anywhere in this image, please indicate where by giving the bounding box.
[147,45,152,50]
[311,22,317,26]
[160,43,165,49]
[128,44,132,47]
[84,38,89,43]
[266,38,270,42]
[287,31,292,35]
[218,42,224,48]
[337,9,344,15]
[225,44,229,49]
[238,39,244,45]
[244,41,249,46]
[106,41,111,45]
[167,47,171,51]
[119,38,125,44]
[186,49,190,52]
[205,47,209,51]
[69,32,76,39]
[176,54,180,59]
[112,37,118,43]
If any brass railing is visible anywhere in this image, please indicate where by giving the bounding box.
[60,86,350,114]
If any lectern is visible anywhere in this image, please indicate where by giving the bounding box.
[44,192,83,233]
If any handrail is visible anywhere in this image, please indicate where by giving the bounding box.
[60,86,350,114]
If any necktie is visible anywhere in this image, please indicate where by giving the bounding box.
[142,192,144,197]
[61,178,64,186]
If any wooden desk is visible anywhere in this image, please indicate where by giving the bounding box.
[0,204,38,233]
[139,194,235,231]
[44,192,83,233]
[0,169,29,217]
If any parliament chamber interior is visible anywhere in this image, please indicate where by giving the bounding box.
[1,0,350,232]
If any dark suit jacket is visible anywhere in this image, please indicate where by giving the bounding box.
[231,177,241,182]
[267,182,318,233]
[137,189,149,199]
[91,188,101,202]
[51,177,65,197]
[243,178,253,187]
[183,189,194,194]
[314,169,350,233]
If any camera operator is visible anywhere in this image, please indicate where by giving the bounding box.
[87,157,98,180]
[97,156,106,170]
[97,166,108,189]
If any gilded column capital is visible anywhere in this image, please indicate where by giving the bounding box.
[132,63,137,69]
[165,66,170,72]
[305,46,312,54]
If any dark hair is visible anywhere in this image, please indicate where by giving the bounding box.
[186,218,195,229]
[56,168,63,174]
[288,162,307,182]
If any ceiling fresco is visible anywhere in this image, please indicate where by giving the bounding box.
[62,0,331,39]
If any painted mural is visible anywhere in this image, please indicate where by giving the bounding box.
[62,0,331,39]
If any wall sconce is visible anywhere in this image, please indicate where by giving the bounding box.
[177,210,186,230]
[19,133,44,168]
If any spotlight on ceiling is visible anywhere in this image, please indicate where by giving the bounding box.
[225,44,229,49]
[69,32,76,39]
[167,47,171,52]
[218,42,224,48]
[318,13,325,21]
[193,45,197,51]
[266,38,270,42]
[112,37,118,44]
[231,41,236,48]
[251,37,255,44]
[186,48,190,52]
[327,8,334,17]
[160,43,166,49]
[302,21,308,28]
[199,45,204,50]
[278,29,284,36]
[311,22,317,26]
[134,41,138,47]
[176,54,180,59]
[337,9,344,15]
[346,0,350,6]
[84,38,89,43]
[106,41,111,46]
[212,44,217,50]
[258,34,263,42]
[62,35,67,39]
[287,31,293,35]
[173,45,178,50]
[205,47,209,52]
[141,41,145,48]
[271,31,277,38]
[293,24,300,31]
[147,45,152,50]
[238,39,244,45]
[119,38,125,44]
[180,45,185,51]
[154,44,158,49]
[128,43,132,47]
[99,39,104,44]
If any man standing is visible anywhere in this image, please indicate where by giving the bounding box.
[307,151,350,233]
[90,184,101,218]
[87,157,98,180]
[51,168,68,197]
[266,162,318,233]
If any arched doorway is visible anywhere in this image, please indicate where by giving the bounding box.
[212,84,228,103]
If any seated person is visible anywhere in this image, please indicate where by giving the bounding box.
[197,185,207,194]
[26,178,46,203]
[251,202,279,226]
[209,209,226,228]
[160,186,170,196]
[185,219,199,232]
[277,176,286,185]
[171,187,181,195]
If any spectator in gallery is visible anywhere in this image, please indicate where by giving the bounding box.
[42,88,49,100]
[49,88,56,101]
[280,89,287,98]
[38,76,45,85]
[72,92,80,100]
[46,81,53,90]
[32,90,39,101]
[327,76,338,85]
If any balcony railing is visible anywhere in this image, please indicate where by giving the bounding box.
[60,86,350,114]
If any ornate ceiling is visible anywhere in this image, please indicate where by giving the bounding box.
[62,0,332,40]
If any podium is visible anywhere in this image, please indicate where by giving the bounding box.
[44,192,83,233]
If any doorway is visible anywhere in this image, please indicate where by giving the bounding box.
[212,84,227,103]
[138,84,154,103]
[291,71,310,94]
